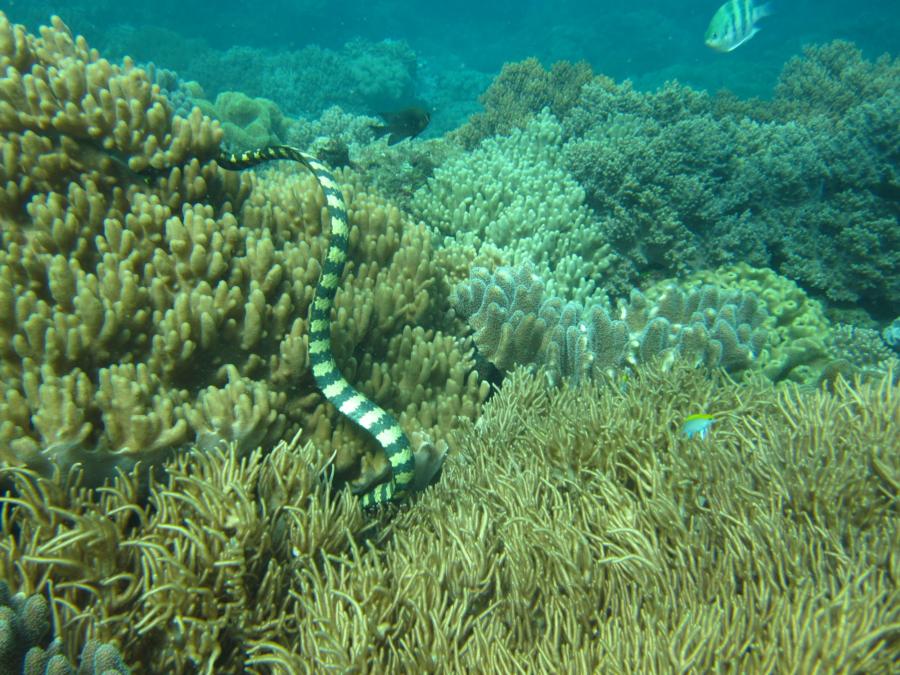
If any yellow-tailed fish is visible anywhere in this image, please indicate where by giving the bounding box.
[682,413,715,439]
[705,0,773,52]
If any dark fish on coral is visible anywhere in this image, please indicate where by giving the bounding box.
[316,138,353,169]
[371,106,431,145]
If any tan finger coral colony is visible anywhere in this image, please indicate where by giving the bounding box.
[0,13,897,675]
[0,14,486,488]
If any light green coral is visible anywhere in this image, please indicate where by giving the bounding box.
[197,90,291,149]
[411,109,614,304]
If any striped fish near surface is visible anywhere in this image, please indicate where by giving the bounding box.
[705,0,773,52]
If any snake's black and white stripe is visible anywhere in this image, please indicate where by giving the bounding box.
[218,146,415,507]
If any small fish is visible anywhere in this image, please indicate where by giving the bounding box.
[681,413,715,440]
[371,105,431,145]
[705,0,773,53]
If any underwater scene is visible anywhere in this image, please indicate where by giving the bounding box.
[0,0,897,672]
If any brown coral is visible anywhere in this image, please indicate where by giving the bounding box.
[0,14,487,489]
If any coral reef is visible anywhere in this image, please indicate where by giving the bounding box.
[0,14,487,491]
[1,365,896,671]
[0,16,895,673]
[435,45,898,312]
[452,264,768,385]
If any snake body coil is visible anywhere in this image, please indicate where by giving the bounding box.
[218,146,415,508]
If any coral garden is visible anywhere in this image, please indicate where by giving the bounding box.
[0,12,897,674]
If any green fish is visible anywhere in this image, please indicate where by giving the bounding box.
[705,0,773,52]
[681,413,715,440]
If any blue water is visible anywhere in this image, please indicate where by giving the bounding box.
[5,1,897,101]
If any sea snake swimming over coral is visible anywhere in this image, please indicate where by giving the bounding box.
[216,146,416,508]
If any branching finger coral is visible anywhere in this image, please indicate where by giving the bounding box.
[0,14,486,491]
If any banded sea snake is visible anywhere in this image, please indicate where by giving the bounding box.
[217,146,416,508]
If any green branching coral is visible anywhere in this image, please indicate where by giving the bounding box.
[412,110,615,304]
[557,43,899,311]
[450,58,593,149]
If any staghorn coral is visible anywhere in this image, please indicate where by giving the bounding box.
[0,14,487,492]
[453,264,768,385]
[0,365,896,672]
